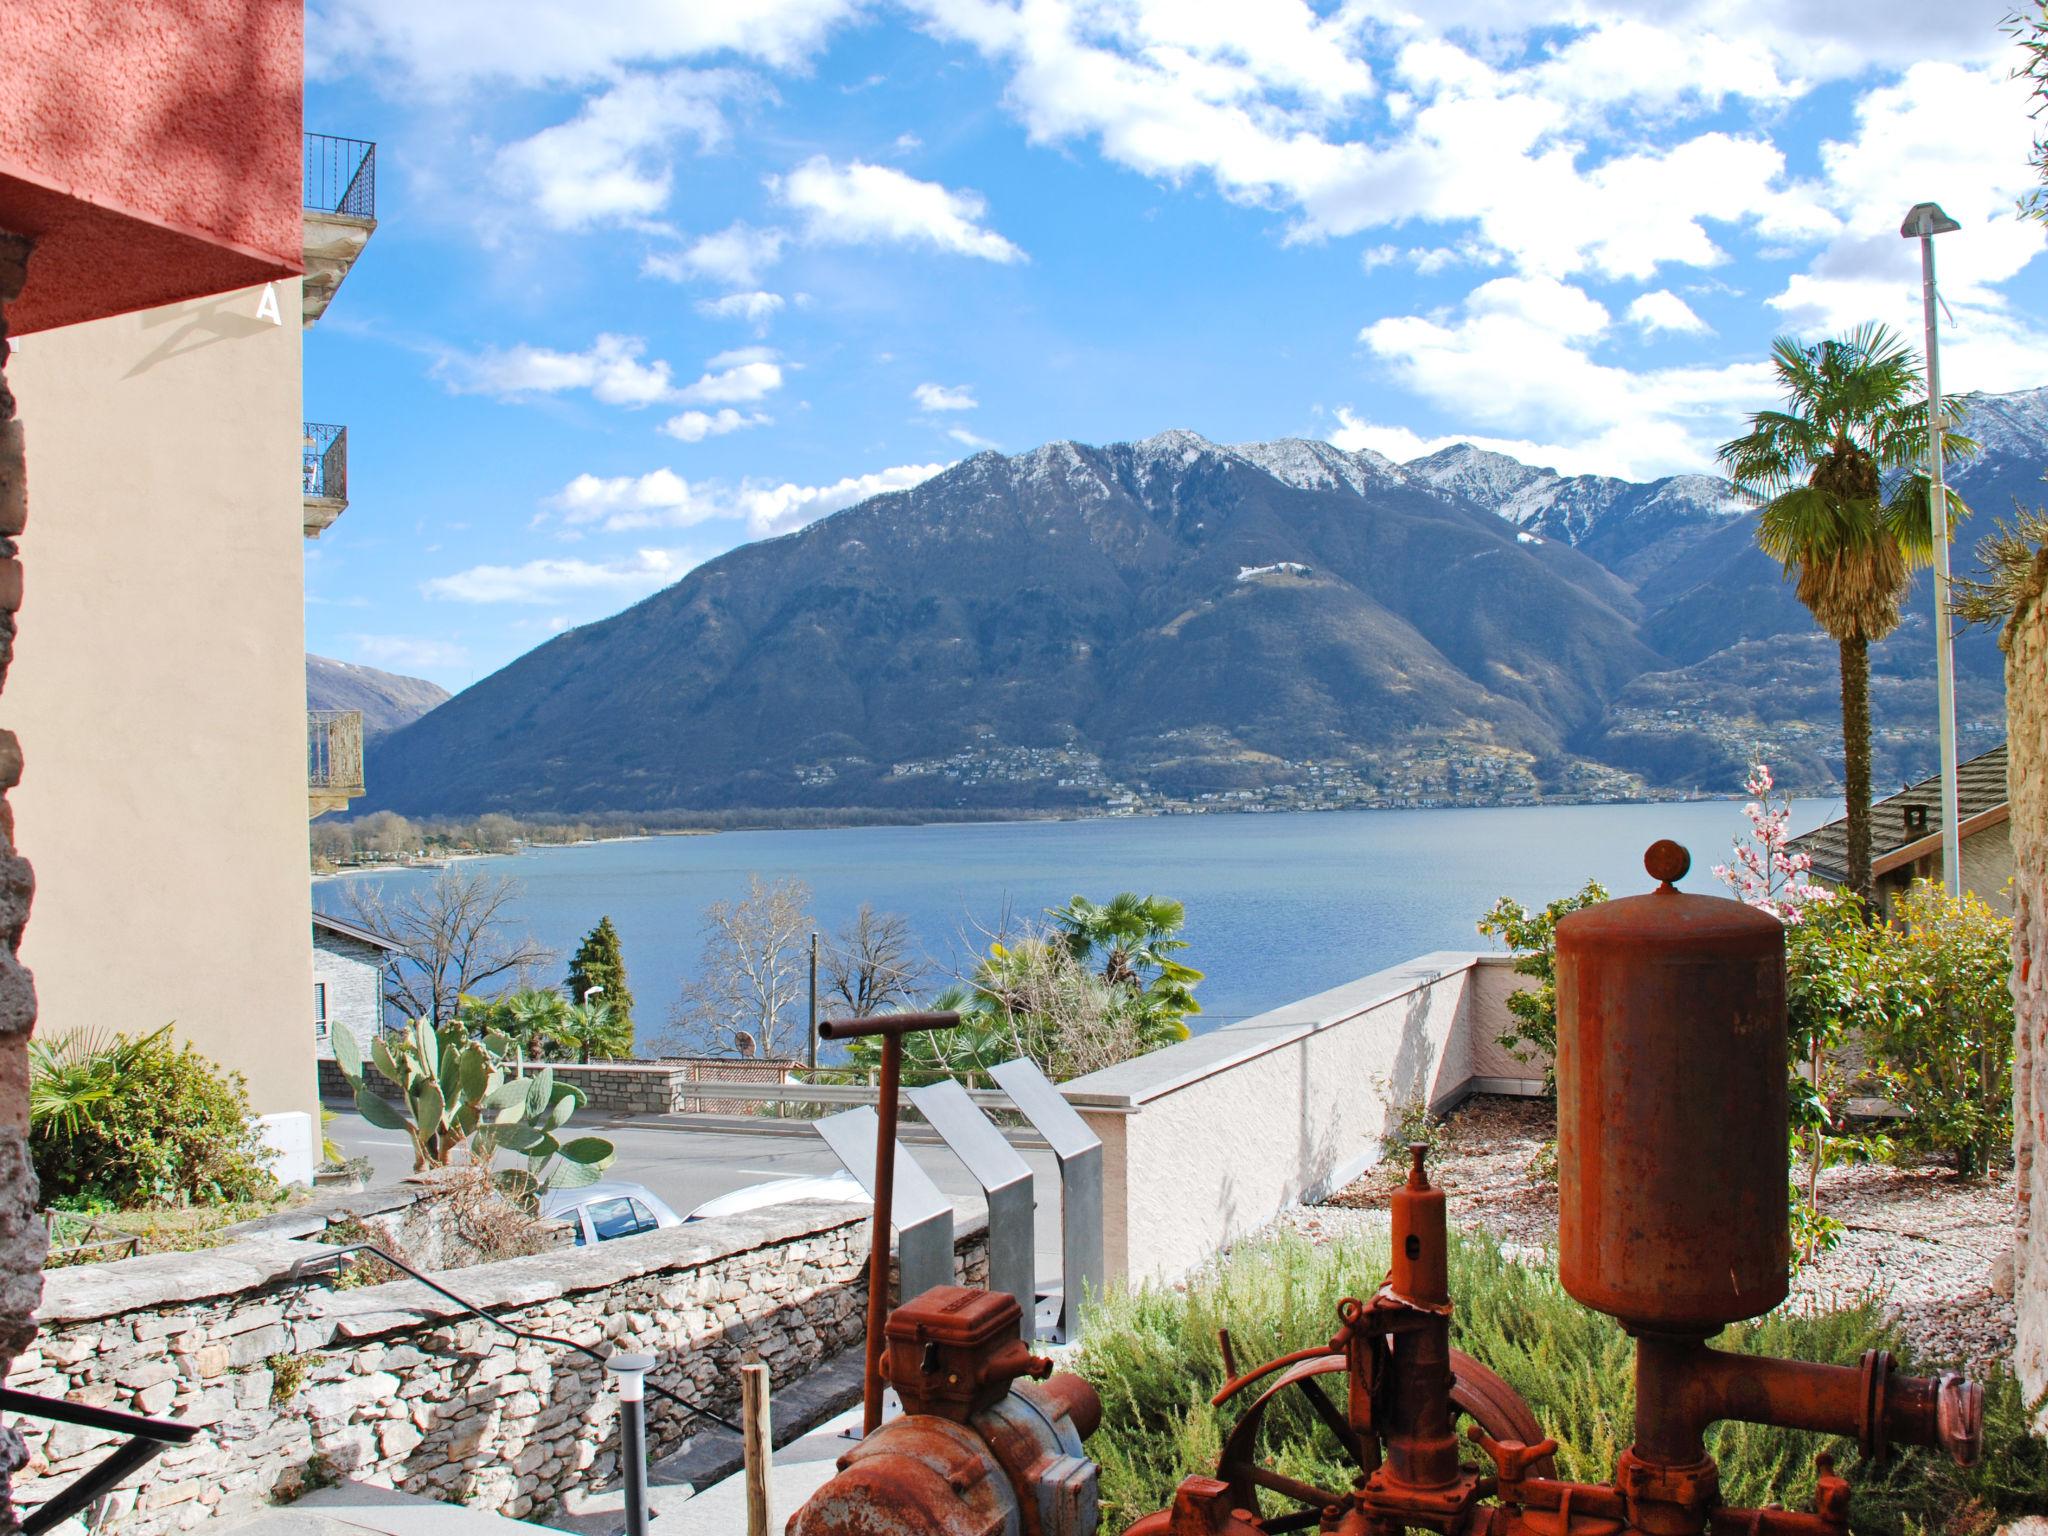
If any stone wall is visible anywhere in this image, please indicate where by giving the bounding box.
[0,233,44,1531]
[6,1202,988,1533]
[319,1058,797,1118]
[2008,544,2048,1421]
[312,932,385,1063]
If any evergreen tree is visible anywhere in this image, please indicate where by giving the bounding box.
[566,916,634,1034]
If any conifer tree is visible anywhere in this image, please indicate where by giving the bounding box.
[566,916,633,1034]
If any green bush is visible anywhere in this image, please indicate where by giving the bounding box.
[1855,883,2015,1177]
[30,1026,279,1208]
[1475,881,1608,1091]
[1078,1228,2046,1535]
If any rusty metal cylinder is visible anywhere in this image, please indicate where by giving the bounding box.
[1554,840,1790,1333]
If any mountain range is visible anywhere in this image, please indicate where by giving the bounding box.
[359,387,2046,818]
[307,655,450,738]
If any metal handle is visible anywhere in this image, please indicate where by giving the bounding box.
[818,1010,959,1041]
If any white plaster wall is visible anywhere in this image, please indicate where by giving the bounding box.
[7,282,313,1125]
[1065,953,1487,1283]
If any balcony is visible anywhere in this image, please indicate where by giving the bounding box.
[308,710,365,819]
[303,422,348,536]
[302,133,378,327]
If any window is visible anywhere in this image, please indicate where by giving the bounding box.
[313,982,329,1042]
[586,1196,660,1242]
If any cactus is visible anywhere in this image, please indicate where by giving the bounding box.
[332,1019,614,1194]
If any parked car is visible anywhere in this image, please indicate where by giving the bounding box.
[540,1181,684,1246]
[683,1170,869,1222]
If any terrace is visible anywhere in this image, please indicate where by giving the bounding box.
[301,133,378,327]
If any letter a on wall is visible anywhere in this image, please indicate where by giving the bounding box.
[255,283,283,326]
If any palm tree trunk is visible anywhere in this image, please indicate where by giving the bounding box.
[1839,634,1874,902]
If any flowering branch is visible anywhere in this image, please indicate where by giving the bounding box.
[1712,759,1830,924]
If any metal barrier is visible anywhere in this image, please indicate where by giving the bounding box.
[991,1058,1103,1343]
[303,420,347,501]
[304,133,377,218]
[909,1078,1036,1340]
[812,1106,955,1306]
[0,1387,197,1534]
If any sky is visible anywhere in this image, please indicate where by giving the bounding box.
[301,0,2048,691]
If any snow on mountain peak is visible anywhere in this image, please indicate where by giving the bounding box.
[1230,437,1400,497]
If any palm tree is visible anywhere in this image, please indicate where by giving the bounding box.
[1717,322,1974,901]
[546,998,634,1064]
[1049,892,1203,1032]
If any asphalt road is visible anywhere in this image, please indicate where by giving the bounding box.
[325,1106,1069,1287]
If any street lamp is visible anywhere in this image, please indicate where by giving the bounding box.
[582,984,604,1007]
[1900,200,1963,898]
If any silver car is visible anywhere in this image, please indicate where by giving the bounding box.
[540,1180,684,1246]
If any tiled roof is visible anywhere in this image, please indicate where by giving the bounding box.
[1789,743,2009,884]
[313,910,402,952]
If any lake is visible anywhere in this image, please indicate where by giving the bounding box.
[313,798,1838,1052]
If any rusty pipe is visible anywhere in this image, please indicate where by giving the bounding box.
[1632,1334,1983,1469]
[822,1009,959,1436]
[819,1009,962,1040]
[1036,1371,1103,1440]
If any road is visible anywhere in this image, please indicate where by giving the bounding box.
[325,1106,1069,1287]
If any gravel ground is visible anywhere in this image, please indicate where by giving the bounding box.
[1291,1095,2017,1370]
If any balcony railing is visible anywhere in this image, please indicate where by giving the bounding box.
[309,710,366,796]
[304,133,376,219]
[304,421,347,502]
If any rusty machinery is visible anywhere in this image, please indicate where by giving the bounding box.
[1129,840,1984,1536]
[789,1010,1108,1535]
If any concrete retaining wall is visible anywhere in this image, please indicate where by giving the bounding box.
[1060,952,1536,1283]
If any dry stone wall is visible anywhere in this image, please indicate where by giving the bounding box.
[2008,551,2048,1422]
[6,1202,987,1533]
[0,232,42,1536]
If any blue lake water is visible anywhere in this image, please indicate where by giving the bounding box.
[313,799,1837,1051]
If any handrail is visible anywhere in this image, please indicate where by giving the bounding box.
[305,134,377,218]
[0,1385,196,1535]
[286,1243,740,1435]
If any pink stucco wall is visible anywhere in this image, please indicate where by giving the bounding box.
[0,0,304,333]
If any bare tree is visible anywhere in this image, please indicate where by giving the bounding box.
[343,868,553,1027]
[665,875,814,1059]
[821,905,924,1018]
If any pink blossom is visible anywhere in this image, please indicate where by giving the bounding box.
[1715,757,1828,923]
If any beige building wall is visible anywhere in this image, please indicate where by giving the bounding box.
[2009,559,2048,1423]
[5,280,314,1129]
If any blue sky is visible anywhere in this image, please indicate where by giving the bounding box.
[302,1,2048,690]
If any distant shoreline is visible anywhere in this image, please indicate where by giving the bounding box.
[311,789,1803,880]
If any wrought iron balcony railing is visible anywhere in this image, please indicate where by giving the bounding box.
[309,710,366,797]
[304,133,376,219]
[303,421,347,503]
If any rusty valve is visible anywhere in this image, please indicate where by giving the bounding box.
[788,1286,1103,1536]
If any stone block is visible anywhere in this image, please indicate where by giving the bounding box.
[118,1359,178,1391]
[0,419,24,537]
[184,1343,230,1379]
[226,1324,290,1369]
[378,1421,422,1459]
[135,1379,176,1415]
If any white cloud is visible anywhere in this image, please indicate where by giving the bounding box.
[436,333,679,406]
[912,381,978,411]
[1761,60,2048,389]
[773,157,1026,262]
[899,0,2001,283]
[349,635,471,673]
[1628,290,1710,336]
[1354,275,1777,477]
[677,347,787,404]
[422,548,696,604]
[554,469,709,524]
[738,463,951,536]
[310,0,859,88]
[695,290,786,323]
[662,407,768,441]
[492,69,735,229]
[1327,409,1617,478]
[644,222,788,285]
[947,427,1000,449]
[551,461,949,535]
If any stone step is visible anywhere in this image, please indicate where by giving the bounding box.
[220,1481,569,1535]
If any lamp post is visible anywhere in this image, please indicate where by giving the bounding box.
[1900,200,1963,898]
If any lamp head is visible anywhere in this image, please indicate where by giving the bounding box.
[1901,202,1961,238]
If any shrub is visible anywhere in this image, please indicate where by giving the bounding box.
[1856,882,2015,1177]
[30,1027,279,1209]
[1474,881,1608,1091]
[1078,1228,2046,1535]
